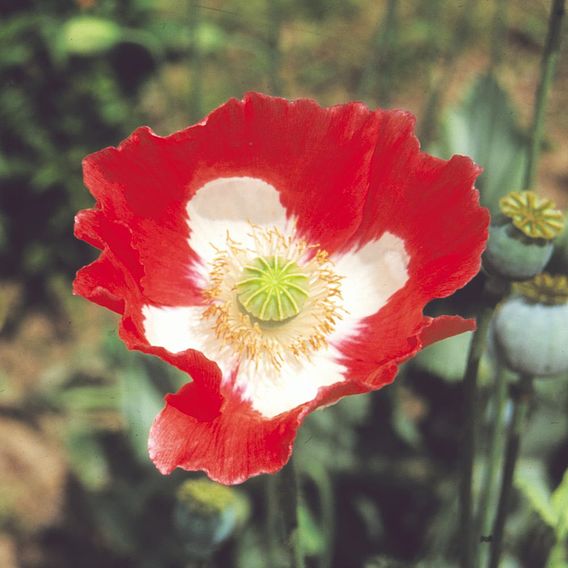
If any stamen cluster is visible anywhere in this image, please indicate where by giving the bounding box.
[203,226,344,370]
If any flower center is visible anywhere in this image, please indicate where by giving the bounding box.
[202,225,344,369]
[236,256,309,323]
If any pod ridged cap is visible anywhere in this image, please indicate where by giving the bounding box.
[499,191,564,240]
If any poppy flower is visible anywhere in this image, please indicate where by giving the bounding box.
[74,93,489,485]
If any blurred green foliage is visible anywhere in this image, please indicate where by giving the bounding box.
[517,464,568,567]
[1,0,567,567]
[0,0,154,312]
[435,73,528,213]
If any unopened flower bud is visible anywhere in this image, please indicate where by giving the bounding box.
[483,191,564,282]
[493,274,568,377]
[175,478,245,560]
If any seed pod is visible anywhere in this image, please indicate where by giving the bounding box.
[493,274,568,377]
[483,191,564,282]
[175,478,246,560]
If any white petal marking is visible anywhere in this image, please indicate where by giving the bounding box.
[142,304,235,376]
[142,299,345,417]
[142,305,207,354]
[187,177,288,271]
[331,232,410,343]
[233,348,346,417]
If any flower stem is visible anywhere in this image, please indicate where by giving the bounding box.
[188,0,203,122]
[418,0,476,146]
[523,0,566,190]
[266,0,283,97]
[459,300,495,568]
[305,462,335,568]
[488,374,534,568]
[477,364,508,567]
[266,474,281,566]
[281,457,305,568]
[489,0,507,73]
[268,457,305,568]
[357,0,398,105]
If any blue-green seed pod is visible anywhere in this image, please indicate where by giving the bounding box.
[493,274,568,377]
[483,218,554,281]
[483,191,564,282]
[175,478,246,560]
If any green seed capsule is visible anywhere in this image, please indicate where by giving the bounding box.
[483,191,564,282]
[175,479,245,561]
[236,256,309,323]
[493,274,568,377]
[483,218,554,281]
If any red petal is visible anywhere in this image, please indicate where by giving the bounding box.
[338,283,424,384]
[352,112,489,299]
[73,209,143,314]
[74,255,126,314]
[149,387,302,485]
[82,129,203,307]
[80,94,392,280]
[419,315,476,348]
[148,362,369,485]
[334,111,488,387]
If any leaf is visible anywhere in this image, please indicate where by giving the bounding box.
[298,503,324,556]
[118,363,165,462]
[148,20,226,55]
[515,461,557,528]
[59,16,122,56]
[296,394,371,472]
[436,73,527,213]
[552,469,568,540]
[66,428,110,491]
[547,541,568,568]
[414,331,491,383]
[58,385,121,412]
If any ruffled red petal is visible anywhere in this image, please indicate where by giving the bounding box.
[82,131,204,307]
[73,209,143,313]
[118,303,298,484]
[79,93,396,302]
[148,358,370,484]
[419,315,476,348]
[333,110,488,387]
[351,111,488,299]
[149,387,303,485]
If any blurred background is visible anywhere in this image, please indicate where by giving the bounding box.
[0,0,567,566]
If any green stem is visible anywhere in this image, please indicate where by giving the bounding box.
[488,374,534,568]
[266,0,283,96]
[188,0,203,122]
[305,462,335,568]
[477,365,509,567]
[357,0,398,105]
[523,0,566,190]
[459,301,496,568]
[489,0,508,73]
[268,457,304,568]
[266,474,281,566]
[418,0,476,146]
